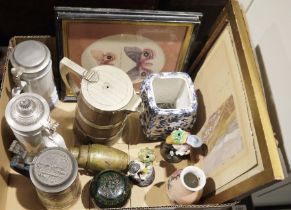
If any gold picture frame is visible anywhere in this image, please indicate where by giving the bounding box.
[55,8,202,101]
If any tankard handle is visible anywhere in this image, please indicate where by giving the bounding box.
[59,57,87,96]
[11,67,27,97]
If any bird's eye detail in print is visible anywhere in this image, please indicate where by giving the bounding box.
[90,50,117,65]
[124,47,155,82]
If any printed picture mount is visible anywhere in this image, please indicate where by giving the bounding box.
[55,7,202,101]
[81,34,166,84]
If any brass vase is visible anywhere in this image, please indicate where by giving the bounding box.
[70,144,129,172]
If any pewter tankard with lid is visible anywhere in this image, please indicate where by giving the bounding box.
[10,40,58,107]
[30,147,81,209]
[5,93,66,155]
[60,57,141,144]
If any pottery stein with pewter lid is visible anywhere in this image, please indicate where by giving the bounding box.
[5,93,66,155]
[60,57,141,144]
[9,40,58,108]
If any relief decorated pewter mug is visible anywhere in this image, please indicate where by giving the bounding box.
[60,57,141,144]
[9,40,59,108]
[29,147,81,209]
[5,93,66,155]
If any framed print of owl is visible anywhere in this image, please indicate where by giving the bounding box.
[55,7,202,101]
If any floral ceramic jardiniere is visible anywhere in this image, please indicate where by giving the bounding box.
[139,72,198,140]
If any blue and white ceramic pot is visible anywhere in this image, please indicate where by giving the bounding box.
[139,72,198,140]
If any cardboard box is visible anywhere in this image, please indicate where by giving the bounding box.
[0,1,283,209]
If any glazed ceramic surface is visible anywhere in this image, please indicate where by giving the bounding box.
[128,161,155,187]
[90,170,131,208]
[140,72,198,140]
[161,129,203,163]
[160,142,186,163]
[127,147,155,187]
[5,93,66,155]
[167,166,206,205]
[10,40,58,107]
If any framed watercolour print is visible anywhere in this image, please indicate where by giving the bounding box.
[188,0,284,204]
[194,25,260,196]
[55,7,202,100]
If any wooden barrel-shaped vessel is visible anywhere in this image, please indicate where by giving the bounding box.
[60,58,140,144]
[74,106,126,144]
[77,95,127,126]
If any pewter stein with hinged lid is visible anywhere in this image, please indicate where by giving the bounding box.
[5,93,66,155]
[30,147,81,209]
[10,40,58,107]
[60,57,141,144]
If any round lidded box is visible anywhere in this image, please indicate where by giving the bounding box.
[89,170,131,208]
[30,147,81,209]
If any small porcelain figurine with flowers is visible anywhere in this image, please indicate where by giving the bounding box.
[160,128,203,163]
[127,147,155,187]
